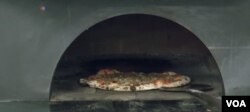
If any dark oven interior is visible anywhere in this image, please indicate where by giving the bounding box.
[50,14,224,111]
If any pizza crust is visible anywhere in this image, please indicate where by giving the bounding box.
[80,69,191,91]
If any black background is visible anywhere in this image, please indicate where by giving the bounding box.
[222,96,250,112]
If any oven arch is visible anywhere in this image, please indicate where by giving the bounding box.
[49,13,224,101]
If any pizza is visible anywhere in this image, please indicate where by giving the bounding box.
[80,69,191,91]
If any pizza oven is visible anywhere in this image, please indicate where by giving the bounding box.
[2,1,250,112]
[50,14,223,111]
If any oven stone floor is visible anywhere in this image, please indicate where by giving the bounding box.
[0,100,215,112]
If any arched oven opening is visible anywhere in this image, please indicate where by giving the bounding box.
[50,14,224,111]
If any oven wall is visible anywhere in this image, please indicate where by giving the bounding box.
[0,0,250,101]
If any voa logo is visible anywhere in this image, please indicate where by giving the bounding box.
[226,100,246,107]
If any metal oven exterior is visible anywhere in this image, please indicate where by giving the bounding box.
[0,0,250,102]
